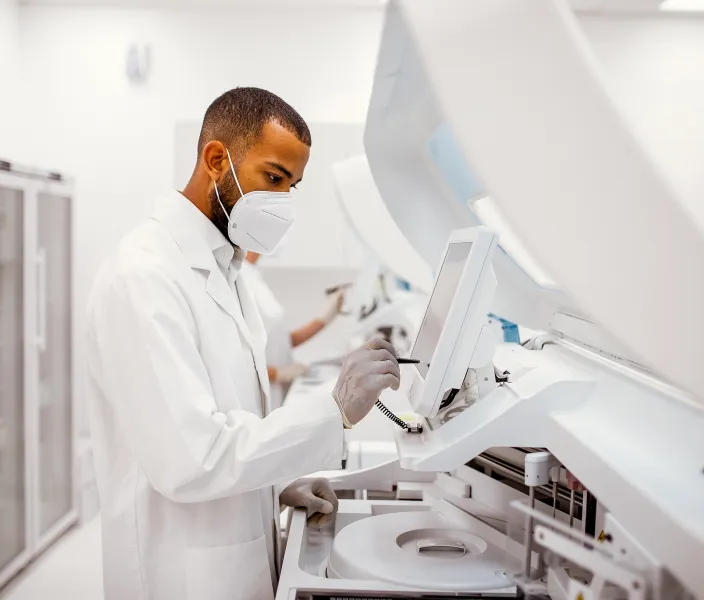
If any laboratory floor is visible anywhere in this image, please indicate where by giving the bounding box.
[0,518,104,600]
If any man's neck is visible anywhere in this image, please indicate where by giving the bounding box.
[182,175,211,221]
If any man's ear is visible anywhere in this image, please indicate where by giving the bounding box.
[202,140,227,181]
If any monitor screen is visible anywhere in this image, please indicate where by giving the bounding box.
[411,241,473,377]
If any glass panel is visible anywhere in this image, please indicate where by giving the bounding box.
[37,193,72,535]
[411,241,473,377]
[0,186,26,570]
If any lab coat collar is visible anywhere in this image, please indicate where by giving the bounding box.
[152,191,271,409]
[152,191,258,351]
[152,191,216,271]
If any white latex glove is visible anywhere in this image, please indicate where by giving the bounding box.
[320,290,345,325]
[280,478,339,529]
[332,338,400,426]
[272,362,308,384]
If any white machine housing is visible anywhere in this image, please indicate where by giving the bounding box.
[276,1,704,599]
[363,0,704,596]
[365,0,704,400]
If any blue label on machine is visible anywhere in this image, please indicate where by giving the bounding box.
[427,121,485,205]
[488,313,520,344]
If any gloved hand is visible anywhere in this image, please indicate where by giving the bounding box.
[280,478,339,529]
[332,338,400,426]
[320,290,345,325]
[271,362,308,384]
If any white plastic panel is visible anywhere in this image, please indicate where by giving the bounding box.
[364,9,472,267]
[332,155,434,293]
[364,2,573,332]
[395,0,704,401]
[472,197,557,288]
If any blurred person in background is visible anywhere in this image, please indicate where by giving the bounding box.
[241,250,345,410]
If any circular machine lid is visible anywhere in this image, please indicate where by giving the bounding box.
[327,511,512,591]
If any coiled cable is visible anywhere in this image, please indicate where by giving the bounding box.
[375,399,412,431]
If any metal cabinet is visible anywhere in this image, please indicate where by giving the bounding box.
[0,168,75,589]
[0,185,28,581]
[36,192,73,539]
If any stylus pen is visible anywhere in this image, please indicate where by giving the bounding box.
[397,358,429,365]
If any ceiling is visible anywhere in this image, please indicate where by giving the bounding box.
[18,0,385,6]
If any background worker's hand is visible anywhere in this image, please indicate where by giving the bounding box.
[332,338,400,426]
[320,289,345,325]
[271,362,308,384]
[280,478,338,529]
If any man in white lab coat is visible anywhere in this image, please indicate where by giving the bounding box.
[85,87,401,600]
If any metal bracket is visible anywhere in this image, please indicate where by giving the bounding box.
[535,525,646,600]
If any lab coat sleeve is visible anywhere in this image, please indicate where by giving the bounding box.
[88,265,344,504]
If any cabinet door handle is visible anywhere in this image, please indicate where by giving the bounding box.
[36,247,47,352]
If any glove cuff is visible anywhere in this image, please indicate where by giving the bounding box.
[331,392,353,430]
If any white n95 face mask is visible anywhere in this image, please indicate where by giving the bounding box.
[212,148,295,255]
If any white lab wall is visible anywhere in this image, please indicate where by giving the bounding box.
[579,13,704,233]
[0,0,20,158]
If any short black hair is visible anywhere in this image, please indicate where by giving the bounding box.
[197,87,311,158]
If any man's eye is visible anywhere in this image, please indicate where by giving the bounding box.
[267,173,282,185]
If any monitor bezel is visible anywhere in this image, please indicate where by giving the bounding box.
[408,226,498,418]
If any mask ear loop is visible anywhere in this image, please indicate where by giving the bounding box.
[226,148,245,198]
[212,147,245,220]
[212,178,233,228]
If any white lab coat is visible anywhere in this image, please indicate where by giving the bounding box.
[85,191,344,600]
[240,261,294,411]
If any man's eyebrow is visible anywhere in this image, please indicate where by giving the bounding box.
[265,161,293,179]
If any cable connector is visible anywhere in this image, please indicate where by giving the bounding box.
[375,400,423,434]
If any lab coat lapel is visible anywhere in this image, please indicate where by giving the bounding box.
[204,271,254,350]
[236,274,272,414]
[152,192,255,349]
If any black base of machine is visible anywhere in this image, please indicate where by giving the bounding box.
[301,593,526,599]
